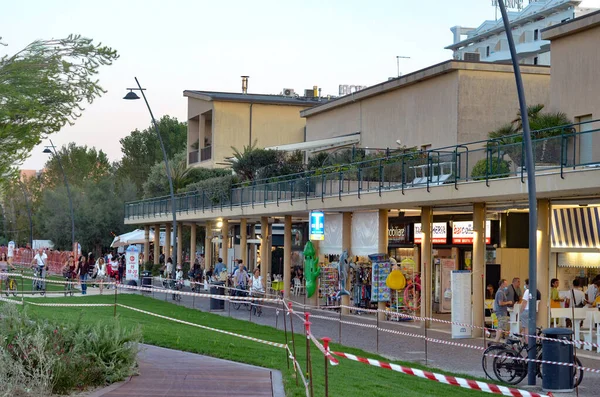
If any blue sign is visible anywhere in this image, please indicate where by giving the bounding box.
[309,211,325,241]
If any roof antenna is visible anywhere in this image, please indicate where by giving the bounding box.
[241,76,249,94]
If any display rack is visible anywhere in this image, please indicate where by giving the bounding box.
[319,265,339,306]
[352,263,372,309]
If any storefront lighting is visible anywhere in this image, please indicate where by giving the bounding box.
[216,221,223,229]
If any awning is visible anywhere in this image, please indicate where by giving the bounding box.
[551,207,600,249]
[265,132,360,153]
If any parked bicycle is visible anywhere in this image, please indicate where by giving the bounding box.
[63,270,75,297]
[31,265,46,296]
[3,273,18,297]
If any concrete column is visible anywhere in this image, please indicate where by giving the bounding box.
[240,218,248,270]
[165,223,172,261]
[153,224,160,265]
[283,215,292,299]
[177,223,183,267]
[144,225,150,265]
[249,223,256,271]
[341,212,352,315]
[267,223,273,275]
[377,209,389,321]
[472,203,486,338]
[205,222,213,270]
[190,223,197,266]
[537,199,551,328]
[221,219,229,267]
[260,217,269,283]
[420,207,433,321]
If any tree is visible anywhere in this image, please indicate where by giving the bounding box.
[117,116,187,196]
[142,150,230,198]
[228,141,304,182]
[0,35,118,177]
[42,142,112,189]
[0,174,43,247]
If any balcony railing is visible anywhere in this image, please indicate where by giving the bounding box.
[126,120,600,220]
[189,150,199,164]
[200,146,212,161]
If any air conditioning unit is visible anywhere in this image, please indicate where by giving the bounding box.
[304,89,314,98]
[282,88,295,97]
[464,52,480,62]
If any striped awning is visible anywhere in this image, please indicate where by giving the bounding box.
[551,207,600,249]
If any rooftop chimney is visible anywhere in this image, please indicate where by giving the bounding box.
[241,76,249,94]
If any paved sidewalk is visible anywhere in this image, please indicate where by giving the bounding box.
[91,344,284,397]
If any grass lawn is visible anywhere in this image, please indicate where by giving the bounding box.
[8,294,491,397]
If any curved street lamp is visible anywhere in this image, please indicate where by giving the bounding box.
[124,78,177,279]
[43,139,76,253]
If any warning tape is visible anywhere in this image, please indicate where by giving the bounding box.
[117,304,286,348]
[6,273,118,286]
[0,296,22,305]
[307,332,339,366]
[482,350,600,374]
[332,351,554,397]
[24,301,115,308]
[286,345,310,397]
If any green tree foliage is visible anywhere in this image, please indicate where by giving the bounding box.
[0,175,42,247]
[183,175,238,204]
[42,142,112,189]
[117,116,187,196]
[470,158,512,180]
[0,35,118,177]
[228,141,304,182]
[142,150,230,198]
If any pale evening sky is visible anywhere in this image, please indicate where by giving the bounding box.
[2,0,599,170]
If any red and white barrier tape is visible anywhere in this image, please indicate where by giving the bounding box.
[0,296,22,305]
[482,350,600,374]
[332,351,554,397]
[307,332,339,366]
[117,304,286,348]
[6,273,119,286]
[286,345,310,397]
[25,301,115,308]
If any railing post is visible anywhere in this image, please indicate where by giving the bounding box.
[305,175,310,204]
[486,144,491,187]
[378,159,383,197]
[520,136,525,183]
[321,174,325,202]
[264,183,267,208]
[338,171,343,201]
[357,168,362,199]
[401,155,406,195]
[252,184,256,209]
[277,181,280,207]
[290,181,294,206]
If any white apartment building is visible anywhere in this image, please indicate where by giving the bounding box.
[446,0,596,65]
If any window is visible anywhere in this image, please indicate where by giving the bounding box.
[486,46,490,57]
[534,29,539,41]
[533,57,538,65]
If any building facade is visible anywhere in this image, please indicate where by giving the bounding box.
[446,0,596,66]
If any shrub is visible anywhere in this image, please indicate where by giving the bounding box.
[0,304,140,396]
[471,158,511,180]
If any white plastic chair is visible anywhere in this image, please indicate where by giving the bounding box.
[580,311,594,351]
[293,278,304,296]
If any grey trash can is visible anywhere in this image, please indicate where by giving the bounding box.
[141,271,152,288]
[210,282,225,310]
[542,328,574,392]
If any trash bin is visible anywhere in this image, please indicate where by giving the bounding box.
[542,327,574,392]
[141,271,152,288]
[210,282,225,311]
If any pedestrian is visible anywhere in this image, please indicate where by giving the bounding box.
[214,257,226,276]
[118,254,125,283]
[79,253,93,295]
[493,279,513,342]
[550,278,565,309]
[587,275,600,304]
[520,279,534,336]
[505,277,521,307]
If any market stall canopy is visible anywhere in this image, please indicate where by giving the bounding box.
[111,229,155,248]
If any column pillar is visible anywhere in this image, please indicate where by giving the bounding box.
[165,223,172,261]
[284,215,292,299]
[260,217,269,284]
[190,223,197,266]
[240,218,248,270]
[205,222,213,270]
[221,219,229,269]
[537,199,551,328]
[377,209,389,321]
[177,223,183,268]
[472,203,486,338]
[267,222,273,275]
[153,224,160,265]
[341,212,352,315]
[249,223,256,271]
[420,207,433,321]
[144,225,150,265]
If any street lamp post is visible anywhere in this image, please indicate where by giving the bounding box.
[43,140,76,253]
[17,179,33,249]
[124,78,177,279]
[497,0,538,385]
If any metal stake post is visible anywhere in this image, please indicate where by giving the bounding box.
[282,301,290,369]
[288,302,299,386]
[304,312,314,397]
[322,337,331,397]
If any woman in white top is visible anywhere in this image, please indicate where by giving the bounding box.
[250,268,264,316]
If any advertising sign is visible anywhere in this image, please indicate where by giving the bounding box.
[388,222,408,245]
[451,270,472,339]
[414,222,447,244]
[7,241,15,257]
[309,211,325,241]
[125,245,139,281]
[452,221,491,244]
[440,259,456,313]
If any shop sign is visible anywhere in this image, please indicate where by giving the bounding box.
[414,222,447,244]
[309,211,325,241]
[125,245,139,281]
[452,221,491,244]
[388,224,408,245]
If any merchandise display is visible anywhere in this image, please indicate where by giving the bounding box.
[370,253,391,302]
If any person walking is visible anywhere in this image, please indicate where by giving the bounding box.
[506,277,521,307]
[250,268,265,316]
[493,279,513,342]
[79,253,94,295]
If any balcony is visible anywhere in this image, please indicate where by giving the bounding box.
[188,147,212,165]
[126,120,600,220]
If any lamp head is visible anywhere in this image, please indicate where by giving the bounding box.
[123,90,140,100]
[42,148,52,154]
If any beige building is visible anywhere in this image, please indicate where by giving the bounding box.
[301,61,551,151]
[185,90,323,168]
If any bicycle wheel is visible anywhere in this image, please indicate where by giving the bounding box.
[493,349,527,385]
[482,344,507,380]
[537,353,583,387]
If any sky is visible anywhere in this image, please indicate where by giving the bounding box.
[2,0,599,171]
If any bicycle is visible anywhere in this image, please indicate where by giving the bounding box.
[167,279,182,302]
[232,285,251,311]
[3,272,18,297]
[63,271,75,297]
[31,266,46,296]
[249,290,264,317]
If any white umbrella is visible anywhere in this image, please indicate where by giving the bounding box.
[110,229,155,248]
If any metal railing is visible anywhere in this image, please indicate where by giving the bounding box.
[200,146,212,161]
[125,120,600,219]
